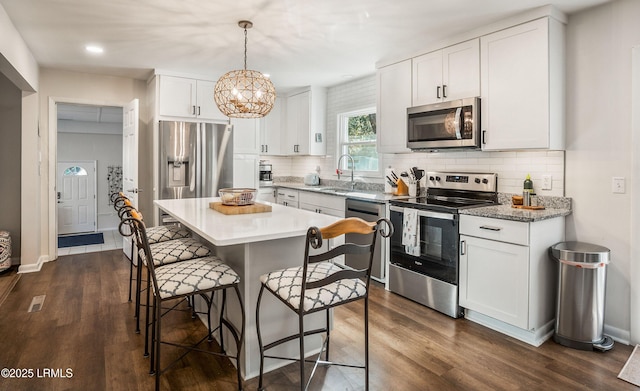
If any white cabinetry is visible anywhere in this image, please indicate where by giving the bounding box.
[412,39,480,106]
[284,87,326,156]
[298,192,345,218]
[275,188,299,208]
[480,17,565,150]
[376,60,412,153]
[298,191,346,264]
[260,97,284,155]
[459,214,564,346]
[233,154,258,189]
[257,187,276,203]
[158,75,225,121]
[232,118,260,154]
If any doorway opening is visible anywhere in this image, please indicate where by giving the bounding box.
[55,103,124,255]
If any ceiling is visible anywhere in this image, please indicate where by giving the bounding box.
[1,0,611,92]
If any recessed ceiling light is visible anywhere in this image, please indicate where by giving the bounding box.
[85,45,104,54]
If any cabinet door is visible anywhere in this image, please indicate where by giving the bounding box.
[285,91,311,155]
[196,80,225,121]
[377,60,412,153]
[412,51,443,106]
[232,155,258,189]
[232,118,261,154]
[159,76,197,118]
[459,235,529,329]
[260,97,284,155]
[481,18,549,150]
[443,39,480,101]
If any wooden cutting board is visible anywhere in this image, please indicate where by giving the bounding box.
[511,205,545,210]
[209,202,272,215]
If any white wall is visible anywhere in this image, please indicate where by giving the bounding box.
[0,4,38,91]
[566,0,640,343]
[57,132,123,230]
[272,74,565,197]
[38,68,148,261]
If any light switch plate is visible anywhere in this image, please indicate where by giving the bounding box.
[612,177,625,194]
[541,175,552,190]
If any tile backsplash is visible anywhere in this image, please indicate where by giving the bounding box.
[265,150,565,197]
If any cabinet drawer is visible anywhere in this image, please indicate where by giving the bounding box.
[299,202,344,217]
[460,215,529,246]
[275,188,298,202]
[299,192,346,212]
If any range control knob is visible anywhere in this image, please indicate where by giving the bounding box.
[474,178,481,184]
[429,176,435,181]
[435,176,441,181]
[482,178,489,184]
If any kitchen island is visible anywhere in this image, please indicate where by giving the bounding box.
[154,197,339,380]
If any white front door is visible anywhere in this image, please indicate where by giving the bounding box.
[57,161,97,234]
[122,99,139,258]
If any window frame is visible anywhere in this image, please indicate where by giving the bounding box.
[336,107,381,178]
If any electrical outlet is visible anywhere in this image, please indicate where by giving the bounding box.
[612,177,625,194]
[541,175,552,190]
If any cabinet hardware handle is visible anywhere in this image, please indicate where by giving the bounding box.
[192,105,196,115]
[442,84,447,98]
[436,86,441,99]
[479,225,502,231]
[197,106,201,116]
[265,145,268,153]
[460,240,466,255]
[287,195,295,198]
[482,130,486,144]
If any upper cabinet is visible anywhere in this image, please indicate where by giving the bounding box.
[412,39,480,106]
[376,59,412,154]
[284,87,326,156]
[480,18,565,151]
[232,118,261,154]
[260,97,284,155]
[158,75,225,121]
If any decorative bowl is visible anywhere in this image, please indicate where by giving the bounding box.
[219,188,257,206]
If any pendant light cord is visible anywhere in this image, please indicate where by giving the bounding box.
[244,27,248,71]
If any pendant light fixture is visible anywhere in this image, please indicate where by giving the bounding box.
[214,20,276,118]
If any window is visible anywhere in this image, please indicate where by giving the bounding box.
[63,166,88,176]
[337,108,379,174]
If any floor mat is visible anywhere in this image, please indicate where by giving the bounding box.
[618,344,640,386]
[58,232,104,248]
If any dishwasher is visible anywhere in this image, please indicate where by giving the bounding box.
[345,198,385,282]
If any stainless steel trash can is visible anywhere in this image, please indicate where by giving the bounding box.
[550,241,614,351]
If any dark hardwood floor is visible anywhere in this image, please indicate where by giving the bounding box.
[0,250,636,390]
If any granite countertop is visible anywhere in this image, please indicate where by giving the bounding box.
[460,204,571,222]
[273,182,410,203]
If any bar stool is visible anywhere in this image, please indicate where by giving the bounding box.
[256,217,393,391]
[0,230,11,273]
[122,210,245,391]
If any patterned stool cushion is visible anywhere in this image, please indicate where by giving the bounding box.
[140,238,211,267]
[147,225,191,245]
[154,257,240,299]
[260,262,366,313]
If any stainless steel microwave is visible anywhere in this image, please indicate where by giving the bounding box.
[407,97,480,151]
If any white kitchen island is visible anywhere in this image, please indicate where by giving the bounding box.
[154,197,340,380]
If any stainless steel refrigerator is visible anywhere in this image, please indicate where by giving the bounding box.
[158,121,233,223]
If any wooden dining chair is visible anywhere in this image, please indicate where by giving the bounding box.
[255,217,393,391]
[121,210,245,391]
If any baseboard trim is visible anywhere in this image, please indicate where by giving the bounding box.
[18,255,48,274]
[605,324,631,345]
[464,309,554,347]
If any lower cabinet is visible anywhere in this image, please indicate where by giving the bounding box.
[297,191,346,264]
[275,188,298,208]
[459,214,564,346]
[256,188,276,203]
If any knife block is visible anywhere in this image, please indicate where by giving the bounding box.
[394,179,409,196]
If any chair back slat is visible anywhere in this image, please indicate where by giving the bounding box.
[308,243,371,264]
[319,217,376,240]
[306,269,366,290]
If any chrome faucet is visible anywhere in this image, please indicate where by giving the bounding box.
[337,154,355,190]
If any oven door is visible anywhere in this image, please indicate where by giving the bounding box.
[407,97,479,150]
[389,205,459,285]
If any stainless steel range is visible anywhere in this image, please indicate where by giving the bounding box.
[388,171,498,318]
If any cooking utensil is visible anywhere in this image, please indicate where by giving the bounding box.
[390,171,398,181]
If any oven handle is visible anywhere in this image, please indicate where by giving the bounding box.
[390,205,455,220]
